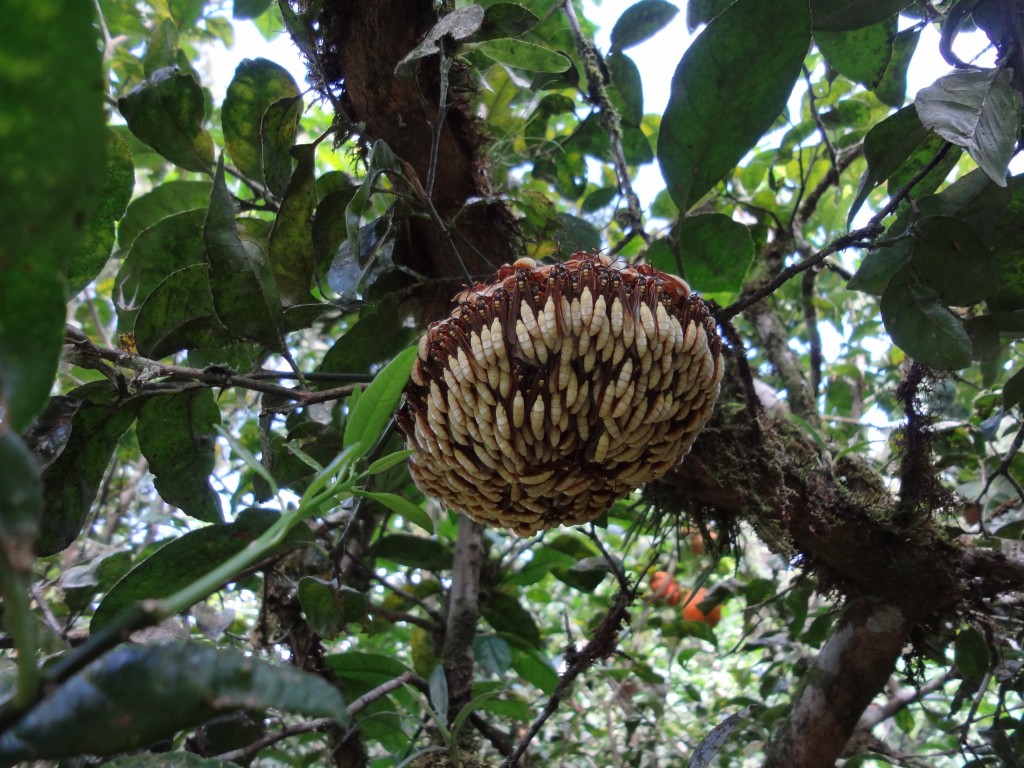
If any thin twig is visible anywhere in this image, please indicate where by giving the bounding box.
[215,673,424,763]
[64,332,358,408]
[976,420,1024,504]
[803,66,839,172]
[802,268,822,400]
[225,163,277,203]
[502,589,632,767]
[561,0,647,245]
[719,142,954,322]
[426,50,453,198]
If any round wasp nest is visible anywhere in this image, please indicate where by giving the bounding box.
[396,253,724,535]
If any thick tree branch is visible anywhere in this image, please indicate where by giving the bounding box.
[442,516,485,720]
[765,600,910,768]
[654,388,1024,766]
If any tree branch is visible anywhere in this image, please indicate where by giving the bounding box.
[561,0,647,244]
[64,330,358,408]
[442,516,485,720]
[502,588,632,767]
[720,142,953,322]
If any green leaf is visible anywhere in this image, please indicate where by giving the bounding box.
[848,105,929,225]
[204,156,284,350]
[686,0,735,30]
[909,216,993,306]
[326,652,411,683]
[474,636,512,677]
[234,0,272,18]
[690,705,759,768]
[476,3,540,41]
[267,144,317,305]
[815,17,896,88]
[116,209,209,334]
[954,626,990,684]
[253,422,345,502]
[0,0,105,431]
[34,383,147,556]
[510,647,558,694]
[879,268,973,369]
[298,577,366,639]
[118,66,214,173]
[374,534,453,571]
[610,0,680,51]
[658,0,810,212]
[482,591,542,648]
[1003,368,1024,410]
[553,213,602,255]
[0,431,41,565]
[261,95,304,198]
[363,449,415,476]
[0,642,348,764]
[221,58,300,186]
[355,490,433,534]
[915,67,1019,187]
[873,26,919,107]
[915,169,1011,243]
[118,180,212,252]
[343,346,417,458]
[847,238,911,294]
[134,264,234,357]
[395,5,486,78]
[605,53,644,126]
[429,664,449,723]
[470,39,572,73]
[92,508,311,631]
[553,556,611,593]
[143,17,179,76]
[675,214,754,293]
[810,0,910,31]
[137,389,223,523]
[66,129,135,297]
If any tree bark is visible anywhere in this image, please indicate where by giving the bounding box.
[764,600,909,768]
[443,516,485,720]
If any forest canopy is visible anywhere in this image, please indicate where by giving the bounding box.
[3,0,1024,766]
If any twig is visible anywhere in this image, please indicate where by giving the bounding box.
[561,0,647,245]
[225,163,276,203]
[719,142,954,322]
[214,673,424,763]
[802,268,823,400]
[64,332,358,408]
[502,589,632,767]
[348,671,421,716]
[857,672,952,730]
[976,420,1024,504]
[426,50,453,198]
[803,66,839,173]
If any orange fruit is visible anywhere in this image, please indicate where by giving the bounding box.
[681,587,721,627]
[689,530,718,555]
[650,571,682,605]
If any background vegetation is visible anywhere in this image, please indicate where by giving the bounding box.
[3,0,1024,765]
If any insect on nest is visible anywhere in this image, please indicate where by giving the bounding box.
[396,253,724,535]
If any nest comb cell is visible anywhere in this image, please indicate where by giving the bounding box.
[396,253,724,536]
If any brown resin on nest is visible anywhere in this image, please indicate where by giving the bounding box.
[396,253,724,535]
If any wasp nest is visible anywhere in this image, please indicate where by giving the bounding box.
[396,253,723,535]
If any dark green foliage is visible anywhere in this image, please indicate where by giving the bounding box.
[0,642,348,765]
